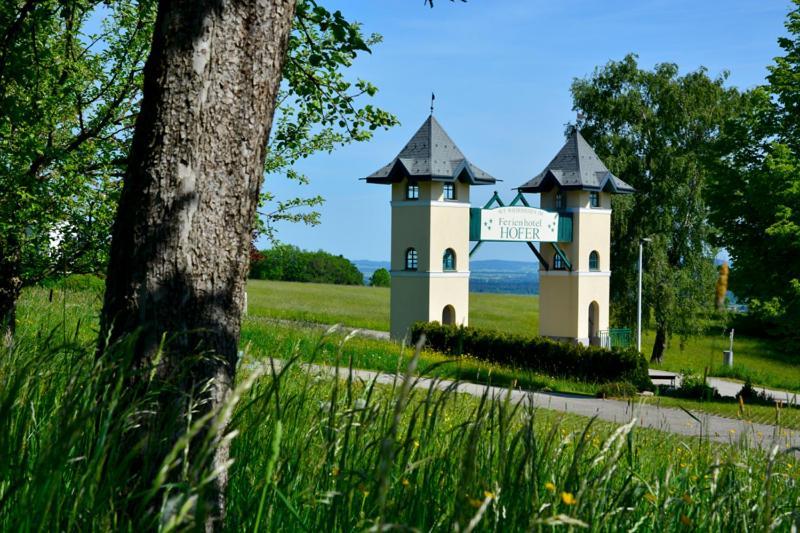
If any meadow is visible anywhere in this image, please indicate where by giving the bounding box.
[4,286,800,531]
[247,279,800,394]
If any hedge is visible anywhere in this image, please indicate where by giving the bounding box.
[411,322,651,389]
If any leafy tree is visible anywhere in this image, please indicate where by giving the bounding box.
[707,0,800,347]
[571,55,742,362]
[370,267,391,287]
[0,0,395,341]
[0,0,155,337]
[96,0,395,524]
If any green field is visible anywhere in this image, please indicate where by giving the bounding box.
[7,285,800,530]
[247,279,539,333]
[247,279,799,393]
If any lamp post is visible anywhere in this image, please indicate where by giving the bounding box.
[637,238,652,353]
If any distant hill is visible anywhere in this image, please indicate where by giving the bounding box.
[352,259,539,295]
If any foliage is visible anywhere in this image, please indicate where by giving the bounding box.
[369,267,391,287]
[257,0,398,242]
[5,300,800,530]
[715,261,729,311]
[411,321,652,389]
[249,244,363,286]
[0,0,396,332]
[571,54,742,362]
[0,0,156,331]
[663,371,721,401]
[707,1,800,350]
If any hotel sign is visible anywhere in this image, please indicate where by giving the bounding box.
[469,206,568,243]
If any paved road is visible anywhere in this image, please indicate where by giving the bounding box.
[249,358,800,454]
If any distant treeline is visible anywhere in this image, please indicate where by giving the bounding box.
[249,245,363,286]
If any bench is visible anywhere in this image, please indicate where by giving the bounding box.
[649,373,678,387]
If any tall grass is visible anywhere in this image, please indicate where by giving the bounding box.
[3,287,800,530]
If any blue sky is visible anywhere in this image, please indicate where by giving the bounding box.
[262,0,791,261]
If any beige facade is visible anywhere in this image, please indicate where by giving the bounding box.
[389,179,471,340]
[538,188,611,345]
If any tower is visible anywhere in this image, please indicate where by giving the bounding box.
[518,130,634,345]
[365,115,497,341]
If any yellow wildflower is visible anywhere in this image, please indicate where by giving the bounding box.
[401,478,410,487]
[644,493,657,504]
[545,482,556,493]
[484,491,495,500]
[561,492,577,505]
[413,440,420,448]
[331,467,340,477]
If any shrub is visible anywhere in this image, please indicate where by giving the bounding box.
[411,322,651,389]
[370,267,391,287]
[663,371,721,400]
[249,244,363,285]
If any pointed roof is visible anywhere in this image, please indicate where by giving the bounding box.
[364,115,497,185]
[517,130,634,194]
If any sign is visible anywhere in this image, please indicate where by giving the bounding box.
[470,206,561,242]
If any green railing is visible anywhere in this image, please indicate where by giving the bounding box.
[598,328,632,349]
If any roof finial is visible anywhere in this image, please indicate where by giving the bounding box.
[576,111,585,133]
[430,92,435,115]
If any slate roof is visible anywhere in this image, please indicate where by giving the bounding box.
[364,115,497,185]
[517,130,634,194]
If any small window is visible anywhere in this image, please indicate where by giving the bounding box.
[405,248,418,271]
[589,191,600,208]
[555,191,565,210]
[406,183,419,200]
[553,253,565,270]
[589,251,599,271]
[443,183,455,200]
[443,248,456,271]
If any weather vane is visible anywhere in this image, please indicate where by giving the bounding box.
[430,92,435,115]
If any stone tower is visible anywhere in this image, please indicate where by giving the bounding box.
[518,130,634,345]
[365,115,497,341]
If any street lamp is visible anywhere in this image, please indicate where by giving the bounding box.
[637,237,652,353]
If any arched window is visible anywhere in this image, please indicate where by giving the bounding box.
[443,248,456,271]
[589,251,600,271]
[405,248,418,271]
[553,253,565,270]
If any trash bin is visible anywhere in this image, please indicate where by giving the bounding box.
[722,350,733,367]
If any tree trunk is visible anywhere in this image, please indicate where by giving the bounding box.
[650,324,667,364]
[0,234,22,344]
[98,0,296,527]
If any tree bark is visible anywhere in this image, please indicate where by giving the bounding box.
[98,0,296,527]
[650,323,667,364]
[0,234,22,343]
